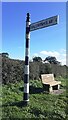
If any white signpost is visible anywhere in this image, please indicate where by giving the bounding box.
[30,15,59,31]
[24,13,59,105]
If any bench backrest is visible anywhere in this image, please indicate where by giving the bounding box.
[41,74,54,84]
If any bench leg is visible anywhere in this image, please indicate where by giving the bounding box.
[49,86,53,92]
[58,85,60,89]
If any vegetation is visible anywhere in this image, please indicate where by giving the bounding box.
[1,77,67,119]
[33,56,42,62]
[44,56,60,64]
[0,53,68,119]
[1,53,68,84]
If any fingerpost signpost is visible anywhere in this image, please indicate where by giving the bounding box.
[23,13,59,105]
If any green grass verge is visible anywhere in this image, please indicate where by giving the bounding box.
[0,77,68,120]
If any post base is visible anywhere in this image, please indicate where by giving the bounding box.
[23,100,29,106]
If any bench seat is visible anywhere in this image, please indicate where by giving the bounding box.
[43,80,61,86]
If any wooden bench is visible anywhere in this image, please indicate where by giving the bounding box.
[41,74,61,92]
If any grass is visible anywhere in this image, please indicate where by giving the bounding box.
[0,77,68,120]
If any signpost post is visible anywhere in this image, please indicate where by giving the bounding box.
[23,13,59,105]
[23,13,30,105]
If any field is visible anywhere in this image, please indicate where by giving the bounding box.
[0,77,68,120]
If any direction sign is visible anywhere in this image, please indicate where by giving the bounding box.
[30,15,59,31]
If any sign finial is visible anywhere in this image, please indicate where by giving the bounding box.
[26,13,30,22]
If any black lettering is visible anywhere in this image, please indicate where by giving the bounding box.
[46,21,48,24]
[55,18,57,22]
[49,19,53,24]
